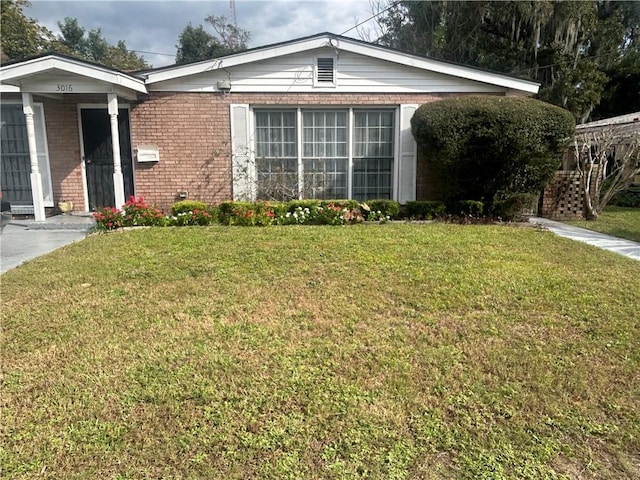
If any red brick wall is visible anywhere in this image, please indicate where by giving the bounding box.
[37,95,84,209]
[21,91,501,212]
[130,91,477,209]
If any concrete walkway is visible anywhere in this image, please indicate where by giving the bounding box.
[1,214,94,274]
[529,217,640,261]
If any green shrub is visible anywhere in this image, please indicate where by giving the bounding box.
[362,199,401,220]
[322,199,360,211]
[405,201,447,220]
[284,200,322,213]
[446,200,484,217]
[218,201,276,226]
[169,210,215,226]
[411,96,575,203]
[171,200,209,216]
[492,193,538,221]
[610,187,640,208]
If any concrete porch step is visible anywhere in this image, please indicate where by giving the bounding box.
[11,213,96,232]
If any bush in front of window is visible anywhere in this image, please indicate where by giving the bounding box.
[446,200,484,217]
[411,96,575,208]
[405,201,447,220]
[218,201,277,226]
[171,200,209,215]
[361,199,401,220]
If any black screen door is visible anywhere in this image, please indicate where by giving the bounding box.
[81,108,134,210]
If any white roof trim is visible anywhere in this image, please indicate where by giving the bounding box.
[0,84,20,93]
[0,55,147,94]
[577,111,640,130]
[143,34,539,94]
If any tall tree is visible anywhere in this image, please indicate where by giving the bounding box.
[175,15,249,64]
[374,1,640,122]
[0,0,52,61]
[54,17,148,70]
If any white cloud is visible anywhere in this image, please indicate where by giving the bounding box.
[27,0,381,67]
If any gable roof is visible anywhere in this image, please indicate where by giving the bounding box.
[140,32,539,94]
[0,53,147,94]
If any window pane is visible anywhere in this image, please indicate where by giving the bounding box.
[302,158,347,199]
[302,111,347,163]
[352,111,394,201]
[254,110,297,159]
[257,158,298,201]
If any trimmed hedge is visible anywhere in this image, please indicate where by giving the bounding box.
[405,201,447,220]
[171,200,209,215]
[362,199,401,220]
[411,96,575,204]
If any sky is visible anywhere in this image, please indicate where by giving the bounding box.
[26,0,384,67]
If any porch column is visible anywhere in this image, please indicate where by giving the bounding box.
[22,93,46,222]
[108,93,126,209]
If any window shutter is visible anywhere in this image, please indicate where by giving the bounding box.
[230,104,253,201]
[316,57,335,85]
[397,104,418,204]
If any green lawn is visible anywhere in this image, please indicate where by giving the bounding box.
[566,206,640,242]
[2,225,639,479]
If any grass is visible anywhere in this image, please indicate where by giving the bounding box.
[2,224,639,479]
[566,206,640,242]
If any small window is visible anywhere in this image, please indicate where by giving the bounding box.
[315,57,336,86]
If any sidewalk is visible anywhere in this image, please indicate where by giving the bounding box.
[1,214,94,274]
[528,217,640,261]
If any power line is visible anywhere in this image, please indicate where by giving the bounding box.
[340,0,402,36]
[129,49,175,58]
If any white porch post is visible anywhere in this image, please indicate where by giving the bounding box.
[22,93,46,222]
[108,93,125,209]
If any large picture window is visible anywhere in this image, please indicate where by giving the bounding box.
[254,108,394,201]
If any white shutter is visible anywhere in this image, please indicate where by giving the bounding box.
[230,104,253,201]
[33,103,54,206]
[397,104,418,204]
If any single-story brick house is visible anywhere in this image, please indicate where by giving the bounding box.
[0,32,539,220]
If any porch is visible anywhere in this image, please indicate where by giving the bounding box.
[0,54,147,221]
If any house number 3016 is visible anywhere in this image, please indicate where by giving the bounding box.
[56,84,73,92]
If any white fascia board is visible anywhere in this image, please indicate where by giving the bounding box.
[1,56,147,94]
[0,84,20,93]
[577,111,640,130]
[144,37,331,84]
[338,41,540,94]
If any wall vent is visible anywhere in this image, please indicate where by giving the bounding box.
[316,57,335,85]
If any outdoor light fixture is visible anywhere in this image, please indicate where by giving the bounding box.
[217,80,232,96]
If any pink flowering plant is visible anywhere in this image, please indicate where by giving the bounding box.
[121,196,165,227]
[92,207,123,232]
[220,201,276,226]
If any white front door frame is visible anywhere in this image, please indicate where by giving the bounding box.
[77,101,133,211]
